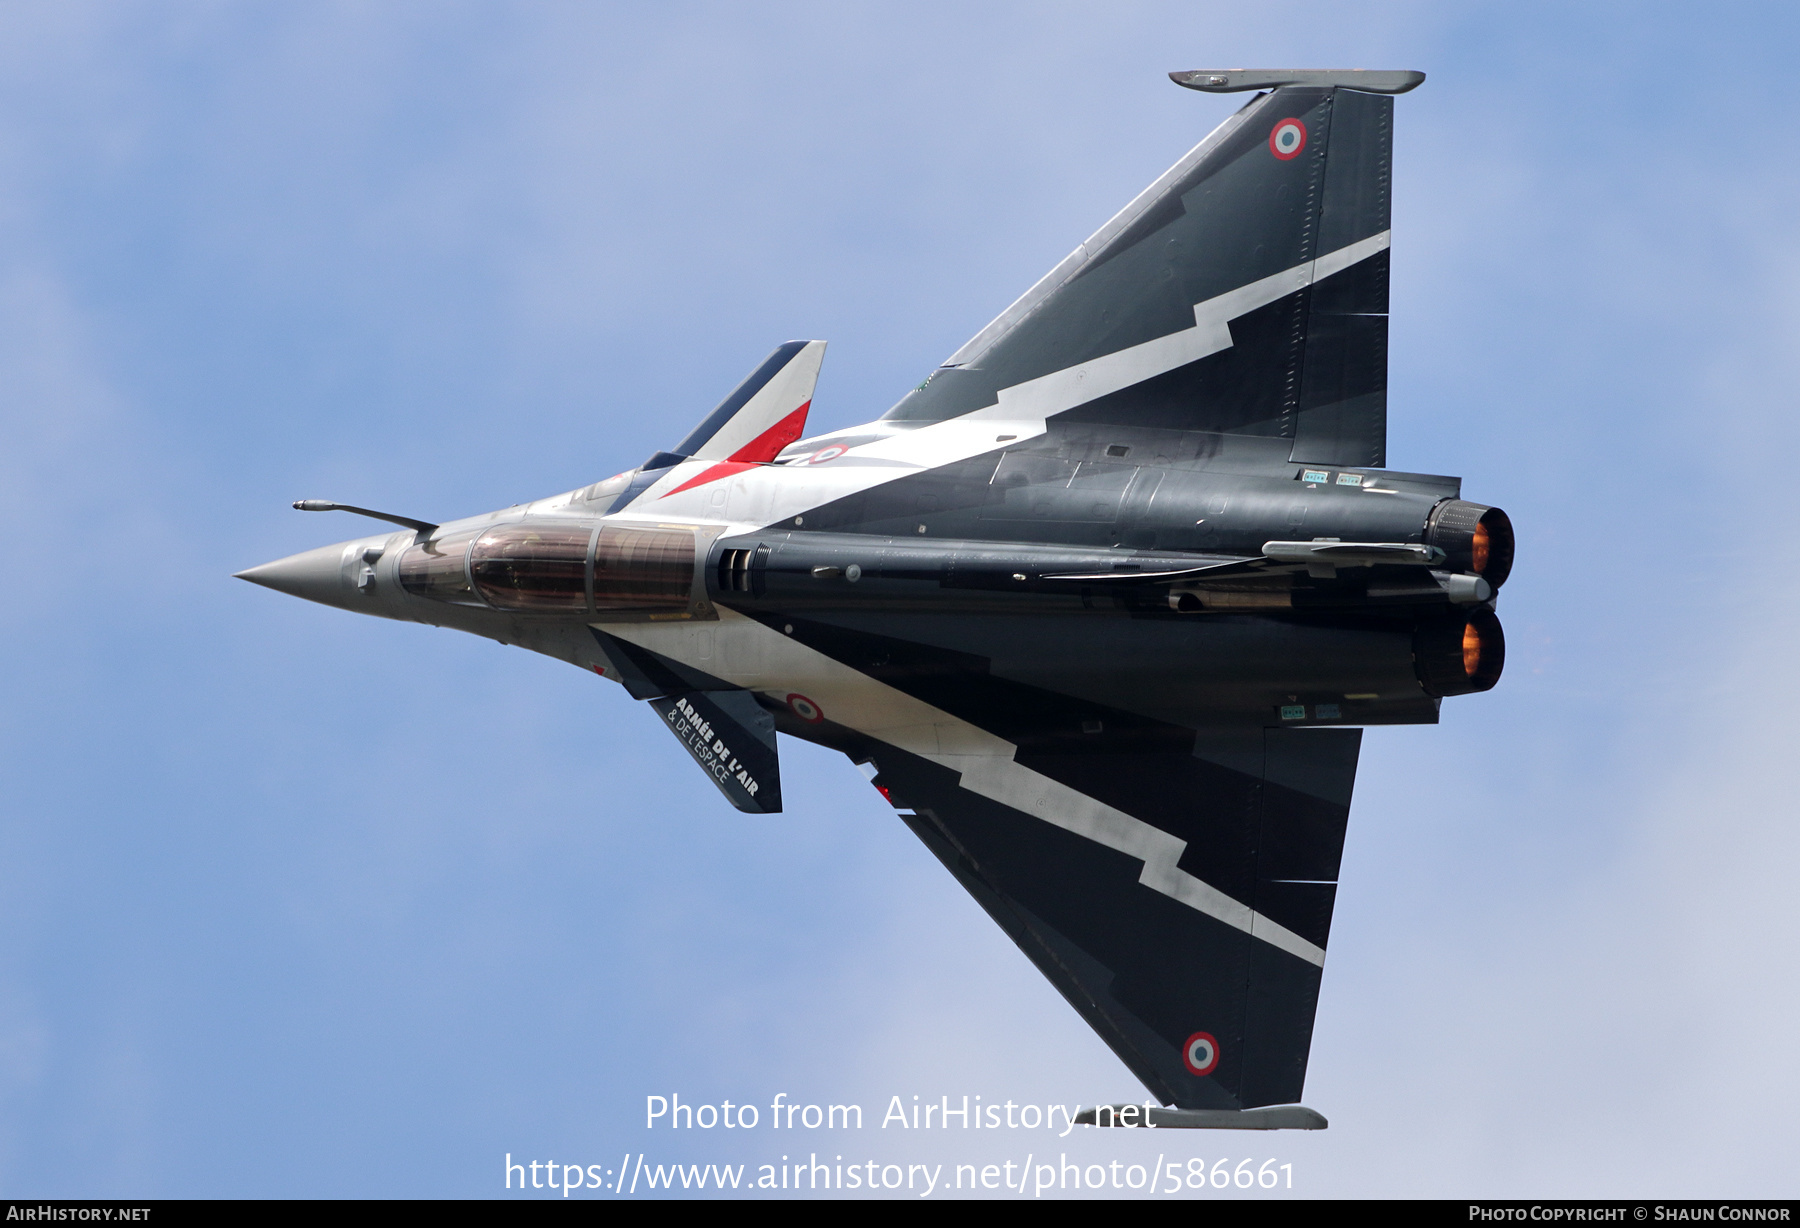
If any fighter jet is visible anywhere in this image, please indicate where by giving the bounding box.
[240,69,1510,1129]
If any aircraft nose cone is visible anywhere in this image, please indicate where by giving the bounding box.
[235,541,353,607]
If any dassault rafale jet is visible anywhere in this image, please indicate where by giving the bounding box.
[241,70,1511,1129]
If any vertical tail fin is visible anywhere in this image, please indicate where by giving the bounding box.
[672,340,826,464]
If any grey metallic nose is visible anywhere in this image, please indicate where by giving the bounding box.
[235,541,356,607]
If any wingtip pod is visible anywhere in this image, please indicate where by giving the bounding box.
[1074,1104,1328,1130]
[1170,69,1425,95]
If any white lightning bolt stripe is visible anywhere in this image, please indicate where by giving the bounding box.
[603,610,1328,967]
[966,228,1392,427]
[621,231,1391,535]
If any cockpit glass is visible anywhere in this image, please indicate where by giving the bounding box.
[469,524,593,613]
[398,521,695,615]
[397,530,481,605]
[593,525,693,611]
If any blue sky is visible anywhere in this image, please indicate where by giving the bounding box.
[3,1,1798,1199]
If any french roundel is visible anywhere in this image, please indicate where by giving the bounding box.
[1182,1031,1220,1077]
[808,445,848,464]
[1269,117,1306,161]
[786,693,824,723]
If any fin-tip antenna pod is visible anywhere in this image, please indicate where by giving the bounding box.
[1169,69,1426,95]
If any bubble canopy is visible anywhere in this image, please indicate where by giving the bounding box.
[397,522,695,614]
